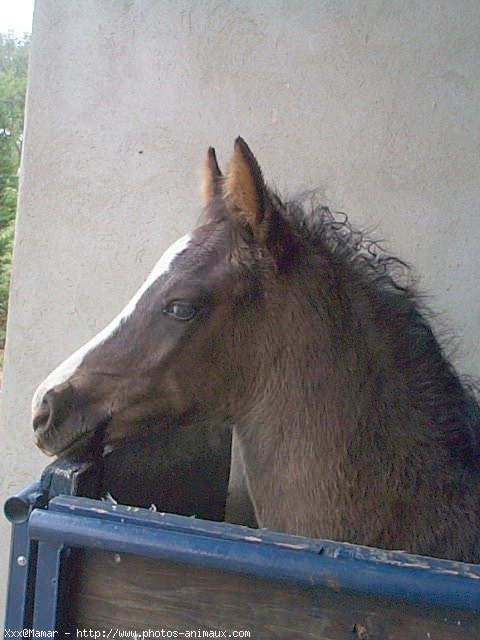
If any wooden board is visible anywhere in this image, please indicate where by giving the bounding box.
[63,548,480,640]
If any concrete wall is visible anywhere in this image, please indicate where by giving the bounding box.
[1,0,479,622]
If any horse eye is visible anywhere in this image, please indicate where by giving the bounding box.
[164,301,197,321]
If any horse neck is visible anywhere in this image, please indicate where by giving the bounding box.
[239,264,403,440]
[234,262,458,536]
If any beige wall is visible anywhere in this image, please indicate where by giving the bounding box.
[2,0,479,622]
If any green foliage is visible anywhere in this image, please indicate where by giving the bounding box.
[0,33,29,347]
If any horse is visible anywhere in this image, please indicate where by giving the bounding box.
[32,137,480,562]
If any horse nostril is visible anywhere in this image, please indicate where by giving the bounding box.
[32,398,52,435]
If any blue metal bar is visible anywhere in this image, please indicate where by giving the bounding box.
[3,521,37,633]
[3,470,94,634]
[4,480,44,524]
[49,495,324,553]
[29,507,480,613]
[32,541,65,633]
[48,495,480,579]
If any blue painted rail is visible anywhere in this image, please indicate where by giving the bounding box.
[4,467,480,638]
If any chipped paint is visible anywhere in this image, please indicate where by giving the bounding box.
[325,576,341,593]
[275,542,309,550]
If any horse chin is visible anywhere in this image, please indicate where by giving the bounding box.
[99,429,159,458]
[46,418,111,463]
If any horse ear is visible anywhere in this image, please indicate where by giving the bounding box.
[223,137,298,269]
[223,137,268,227]
[200,147,223,204]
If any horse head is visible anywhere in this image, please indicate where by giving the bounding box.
[32,138,296,459]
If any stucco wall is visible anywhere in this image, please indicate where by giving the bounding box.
[1,0,479,622]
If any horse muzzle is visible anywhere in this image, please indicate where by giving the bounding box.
[32,384,111,458]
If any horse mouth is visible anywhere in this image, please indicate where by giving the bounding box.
[36,418,111,461]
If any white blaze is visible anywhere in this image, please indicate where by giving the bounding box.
[32,234,192,415]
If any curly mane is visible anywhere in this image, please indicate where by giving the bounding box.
[284,195,480,469]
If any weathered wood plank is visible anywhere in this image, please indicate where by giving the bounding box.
[65,549,479,640]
